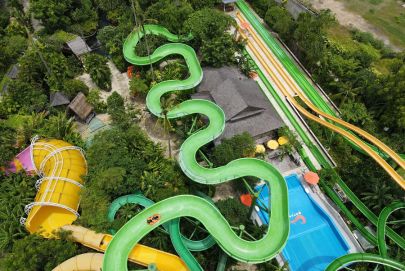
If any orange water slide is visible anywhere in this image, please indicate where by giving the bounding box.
[235,17,404,189]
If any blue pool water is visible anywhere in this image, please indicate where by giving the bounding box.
[255,174,349,271]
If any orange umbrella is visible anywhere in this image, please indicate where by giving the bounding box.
[304,171,319,185]
[240,194,252,207]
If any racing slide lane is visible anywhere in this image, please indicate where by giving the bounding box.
[236,10,405,249]
[103,24,290,271]
[236,0,405,183]
[236,24,403,187]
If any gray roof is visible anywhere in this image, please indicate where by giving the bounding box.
[68,92,94,121]
[192,66,284,144]
[6,65,19,79]
[67,36,91,57]
[50,92,70,107]
[222,0,237,3]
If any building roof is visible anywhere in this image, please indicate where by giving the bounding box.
[66,36,91,57]
[222,0,237,3]
[192,67,284,144]
[50,92,70,107]
[68,92,94,121]
[6,64,20,79]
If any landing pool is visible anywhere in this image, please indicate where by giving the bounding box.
[255,174,349,271]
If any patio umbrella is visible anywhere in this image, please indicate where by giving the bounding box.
[267,140,279,150]
[255,144,266,154]
[278,136,289,146]
[304,171,320,185]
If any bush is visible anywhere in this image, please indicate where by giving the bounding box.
[83,53,111,90]
[201,33,240,67]
[63,79,89,99]
[212,132,255,166]
[129,77,149,97]
[87,89,107,113]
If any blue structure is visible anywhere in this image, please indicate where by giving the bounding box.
[255,174,349,271]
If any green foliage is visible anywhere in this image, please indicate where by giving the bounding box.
[0,35,26,75]
[0,173,36,252]
[188,0,220,10]
[265,5,293,39]
[0,80,47,117]
[30,0,98,34]
[87,89,107,113]
[107,91,125,111]
[135,34,167,57]
[0,123,17,167]
[79,125,188,231]
[293,10,335,67]
[145,0,194,34]
[30,0,72,32]
[201,34,240,67]
[83,54,111,90]
[215,198,249,226]
[212,132,255,166]
[129,77,149,97]
[63,79,89,100]
[184,8,235,44]
[0,233,81,271]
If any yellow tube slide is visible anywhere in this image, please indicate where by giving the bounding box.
[22,138,187,270]
[24,138,87,236]
[52,253,103,271]
[62,225,188,270]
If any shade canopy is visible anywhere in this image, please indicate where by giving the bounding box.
[267,140,279,150]
[278,136,289,145]
[240,194,252,207]
[255,144,266,154]
[304,171,320,185]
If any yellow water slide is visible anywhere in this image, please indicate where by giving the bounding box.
[21,137,187,270]
[235,14,404,189]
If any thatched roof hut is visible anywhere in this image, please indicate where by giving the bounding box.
[68,92,95,123]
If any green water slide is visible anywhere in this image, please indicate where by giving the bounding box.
[325,202,405,270]
[102,25,289,271]
[237,0,405,250]
[236,0,403,162]
[107,194,216,270]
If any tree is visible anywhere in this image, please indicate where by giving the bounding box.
[129,77,149,97]
[30,0,72,32]
[63,79,89,100]
[0,123,17,167]
[293,10,334,68]
[184,8,235,45]
[361,182,394,212]
[86,89,107,113]
[0,234,81,271]
[211,132,255,166]
[188,0,219,10]
[145,0,193,35]
[83,53,112,90]
[215,198,249,226]
[265,6,293,39]
[201,33,240,67]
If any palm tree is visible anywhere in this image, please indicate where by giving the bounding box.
[361,183,394,212]
[159,95,176,158]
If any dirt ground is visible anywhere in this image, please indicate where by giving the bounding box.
[308,0,401,51]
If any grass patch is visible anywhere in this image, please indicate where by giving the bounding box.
[337,0,405,49]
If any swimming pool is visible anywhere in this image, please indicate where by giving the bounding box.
[255,174,349,271]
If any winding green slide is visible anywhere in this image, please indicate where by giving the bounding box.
[325,202,405,270]
[107,193,216,270]
[236,1,405,269]
[102,25,289,271]
[236,0,405,249]
[236,0,402,162]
